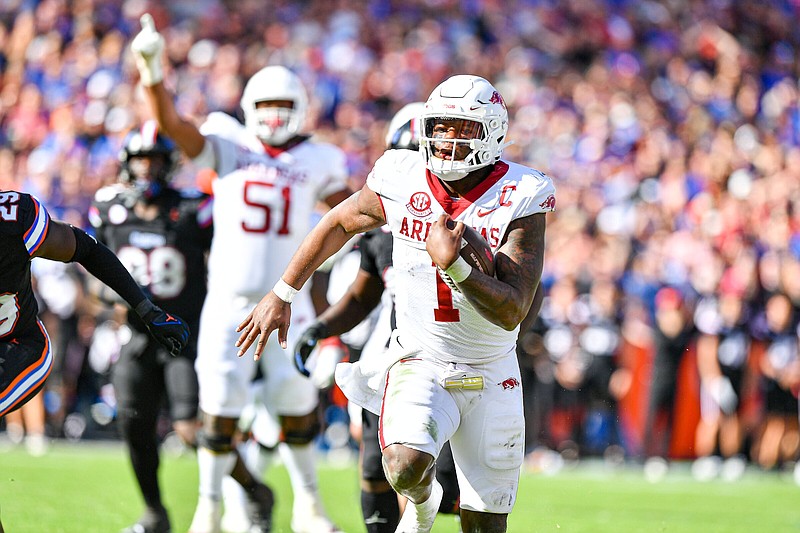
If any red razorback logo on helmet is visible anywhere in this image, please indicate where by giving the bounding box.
[489,91,506,109]
[498,377,520,390]
[539,194,556,211]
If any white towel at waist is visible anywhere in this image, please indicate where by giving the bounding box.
[334,330,419,414]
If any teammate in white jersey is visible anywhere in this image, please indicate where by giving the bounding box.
[237,75,556,533]
[131,15,350,533]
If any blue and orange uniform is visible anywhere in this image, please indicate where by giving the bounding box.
[0,192,53,416]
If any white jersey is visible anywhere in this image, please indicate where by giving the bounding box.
[197,114,348,298]
[366,149,556,364]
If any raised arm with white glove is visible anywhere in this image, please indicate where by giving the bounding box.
[130,14,165,87]
[129,13,208,159]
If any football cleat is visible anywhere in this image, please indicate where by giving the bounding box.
[244,482,274,533]
[221,476,251,533]
[188,496,222,533]
[290,492,342,533]
[121,507,171,533]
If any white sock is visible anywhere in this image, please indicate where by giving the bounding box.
[221,475,248,520]
[197,447,236,500]
[279,442,318,493]
[395,479,443,533]
[278,442,321,512]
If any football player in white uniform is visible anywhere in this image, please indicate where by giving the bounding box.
[237,75,556,533]
[131,15,350,533]
[294,103,461,532]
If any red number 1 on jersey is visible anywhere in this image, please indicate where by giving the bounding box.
[434,269,460,322]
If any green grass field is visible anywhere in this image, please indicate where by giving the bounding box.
[1,441,799,533]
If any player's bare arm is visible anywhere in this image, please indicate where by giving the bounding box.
[235,184,385,359]
[142,83,206,158]
[283,185,385,293]
[34,217,190,356]
[33,220,76,261]
[323,187,355,210]
[455,212,546,330]
[317,270,386,336]
[132,14,206,158]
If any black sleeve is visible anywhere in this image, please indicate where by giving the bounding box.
[69,225,148,310]
[359,232,381,276]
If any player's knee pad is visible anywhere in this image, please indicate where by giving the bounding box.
[281,423,319,445]
[196,428,235,454]
[280,420,320,445]
[481,407,525,470]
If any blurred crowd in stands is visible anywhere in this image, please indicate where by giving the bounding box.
[1,0,800,480]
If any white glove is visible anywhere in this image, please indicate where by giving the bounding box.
[130,13,165,86]
[706,376,738,415]
[307,339,348,389]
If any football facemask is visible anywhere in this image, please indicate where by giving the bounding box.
[420,75,511,182]
[119,120,179,199]
[241,66,308,145]
[126,154,172,196]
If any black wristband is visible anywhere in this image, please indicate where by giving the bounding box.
[134,299,158,321]
[69,225,148,310]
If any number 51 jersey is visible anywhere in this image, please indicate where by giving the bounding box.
[198,116,349,299]
[366,150,556,365]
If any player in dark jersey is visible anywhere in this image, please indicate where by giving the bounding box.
[0,189,189,533]
[89,121,212,533]
[293,105,460,533]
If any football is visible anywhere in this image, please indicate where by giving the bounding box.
[439,220,495,292]
[460,224,495,277]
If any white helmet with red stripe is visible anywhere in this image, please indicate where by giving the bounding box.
[240,65,308,145]
[420,75,510,182]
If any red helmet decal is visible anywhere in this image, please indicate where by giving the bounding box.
[489,91,506,109]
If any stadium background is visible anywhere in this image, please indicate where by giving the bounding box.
[1,0,799,511]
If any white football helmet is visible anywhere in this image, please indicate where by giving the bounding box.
[240,65,308,145]
[420,75,511,181]
[385,102,424,151]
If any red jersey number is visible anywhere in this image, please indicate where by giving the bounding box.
[433,270,460,322]
[242,181,291,235]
